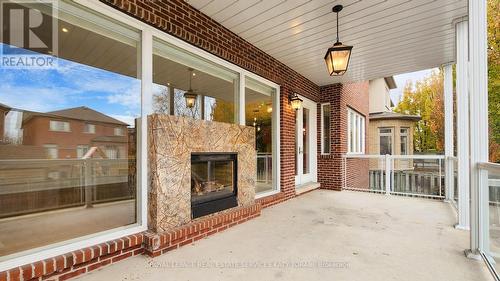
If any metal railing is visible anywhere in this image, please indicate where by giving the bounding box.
[256,153,272,184]
[343,154,453,199]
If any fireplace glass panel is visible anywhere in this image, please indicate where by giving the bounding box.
[191,154,236,205]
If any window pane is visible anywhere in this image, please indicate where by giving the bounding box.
[303,108,310,174]
[152,38,238,124]
[353,115,357,152]
[355,115,360,152]
[348,109,365,153]
[322,104,331,154]
[0,1,139,259]
[245,77,274,194]
[401,135,408,155]
[84,124,95,134]
[380,128,393,155]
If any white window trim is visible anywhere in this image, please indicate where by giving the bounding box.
[400,127,409,155]
[49,120,70,132]
[320,103,331,155]
[43,144,58,159]
[83,123,95,134]
[346,108,365,155]
[379,127,394,155]
[114,127,125,136]
[0,0,282,270]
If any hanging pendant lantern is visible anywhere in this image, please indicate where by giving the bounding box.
[324,5,353,76]
[184,68,197,108]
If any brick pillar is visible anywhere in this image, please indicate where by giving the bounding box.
[318,82,369,190]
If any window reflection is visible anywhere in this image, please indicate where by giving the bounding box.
[0,1,139,259]
[152,38,238,123]
[245,77,274,194]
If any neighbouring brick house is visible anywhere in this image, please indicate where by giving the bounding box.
[367,77,421,170]
[22,106,129,159]
[0,0,468,280]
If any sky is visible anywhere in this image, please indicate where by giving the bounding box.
[389,68,438,106]
[0,43,141,127]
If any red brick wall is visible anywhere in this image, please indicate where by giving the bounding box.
[1,234,144,281]
[317,82,369,190]
[100,0,320,199]
[22,117,128,159]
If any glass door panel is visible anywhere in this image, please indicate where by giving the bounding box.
[303,108,309,174]
[295,95,317,186]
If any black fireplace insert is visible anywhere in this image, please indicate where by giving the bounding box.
[191,153,238,218]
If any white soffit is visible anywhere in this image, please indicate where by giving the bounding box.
[187,0,468,86]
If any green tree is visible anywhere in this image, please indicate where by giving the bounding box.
[394,70,444,153]
[394,0,500,161]
[488,0,500,162]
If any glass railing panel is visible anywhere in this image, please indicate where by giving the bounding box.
[487,165,500,275]
[391,156,445,198]
[344,155,386,193]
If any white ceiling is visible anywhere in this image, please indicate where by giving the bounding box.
[186,0,468,86]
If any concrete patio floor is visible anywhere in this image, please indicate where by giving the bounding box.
[79,190,493,281]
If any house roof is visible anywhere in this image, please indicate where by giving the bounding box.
[0,103,11,111]
[384,77,397,90]
[369,111,421,121]
[48,107,127,125]
[23,106,128,126]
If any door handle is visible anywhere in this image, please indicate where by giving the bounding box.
[299,147,303,154]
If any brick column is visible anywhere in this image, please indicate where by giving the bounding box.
[318,82,369,190]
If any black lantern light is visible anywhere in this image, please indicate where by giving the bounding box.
[289,93,303,111]
[324,5,353,76]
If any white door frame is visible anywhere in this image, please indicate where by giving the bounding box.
[295,95,318,186]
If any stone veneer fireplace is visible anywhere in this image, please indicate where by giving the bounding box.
[191,153,238,218]
[148,114,256,233]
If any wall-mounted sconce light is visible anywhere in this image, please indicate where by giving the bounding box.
[289,93,303,111]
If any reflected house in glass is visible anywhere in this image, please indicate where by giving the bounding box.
[0,105,134,220]
[21,106,129,159]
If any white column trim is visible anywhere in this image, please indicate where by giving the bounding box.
[443,63,454,202]
[467,0,489,258]
[140,28,152,228]
[455,20,470,230]
[238,74,245,126]
[385,154,391,195]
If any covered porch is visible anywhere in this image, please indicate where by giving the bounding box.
[79,190,491,281]
[0,0,497,280]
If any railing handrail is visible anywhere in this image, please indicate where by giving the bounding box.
[0,158,129,165]
[343,154,385,159]
[343,154,446,160]
[391,155,446,160]
[478,162,500,174]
